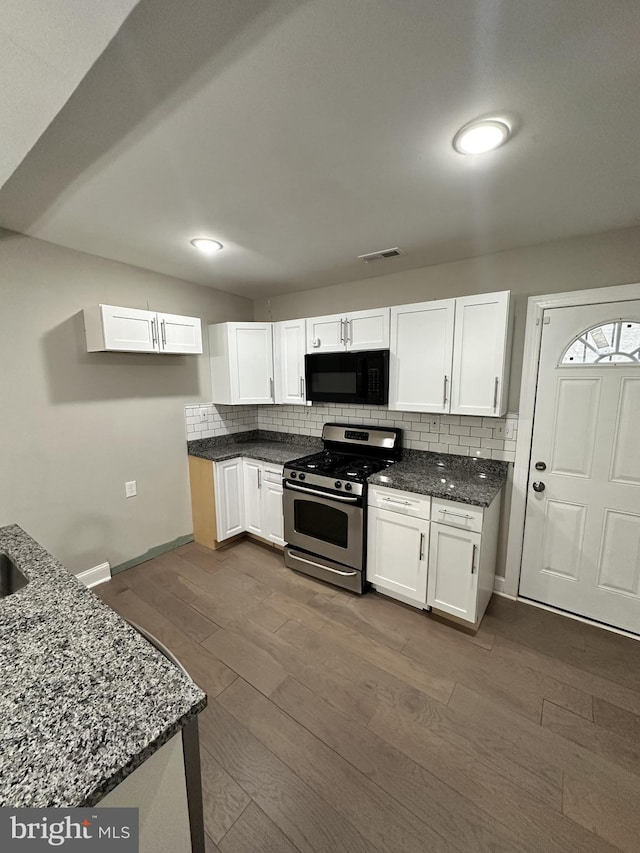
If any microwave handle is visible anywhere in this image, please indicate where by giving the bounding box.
[355,355,367,397]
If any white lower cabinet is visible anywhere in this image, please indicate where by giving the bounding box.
[426,495,501,625]
[367,486,430,608]
[427,523,481,622]
[214,458,245,541]
[242,459,263,536]
[216,458,285,546]
[262,469,285,546]
[367,487,501,626]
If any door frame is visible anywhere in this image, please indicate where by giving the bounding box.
[503,281,640,601]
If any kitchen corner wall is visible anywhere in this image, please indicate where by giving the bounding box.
[185,403,258,439]
[258,404,518,462]
[0,229,252,574]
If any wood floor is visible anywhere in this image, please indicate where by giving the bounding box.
[96,539,640,853]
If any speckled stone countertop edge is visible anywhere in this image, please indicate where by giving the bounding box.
[79,697,207,807]
[0,524,207,808]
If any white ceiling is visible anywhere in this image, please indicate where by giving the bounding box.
[1,0,639,299]
[0,0,139,190]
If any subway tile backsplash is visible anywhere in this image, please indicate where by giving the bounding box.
[257,404,518,463]
[185,402,518,462]
[184,403,258,440]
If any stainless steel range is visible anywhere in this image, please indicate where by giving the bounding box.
[283,423,402,592]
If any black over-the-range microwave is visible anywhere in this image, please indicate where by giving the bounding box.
[304,349,390,405]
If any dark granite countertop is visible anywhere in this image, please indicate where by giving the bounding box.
[367,450,508,507]
[188,429,320,466]
[0,524,206,808]
[189,431,506,505]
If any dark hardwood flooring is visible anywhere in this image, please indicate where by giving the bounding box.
[96,539,640,853]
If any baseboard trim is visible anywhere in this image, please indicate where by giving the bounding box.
[111,534,194,575]
[493,576,517,600]
[77,562,111,588]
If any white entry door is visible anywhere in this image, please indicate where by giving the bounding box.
[519,301,640,633]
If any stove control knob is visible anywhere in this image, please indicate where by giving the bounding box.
[290,471,297,478]
[334,480,342,489]
[344,482,353,491]
[298,473,306,481]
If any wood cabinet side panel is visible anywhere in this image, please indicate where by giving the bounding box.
[188,456,218,549]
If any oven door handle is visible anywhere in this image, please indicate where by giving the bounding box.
[288,551,358,576]
[284,482,359,502]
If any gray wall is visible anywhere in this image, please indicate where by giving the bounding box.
[0,230,251,573]
[254,225,640,411]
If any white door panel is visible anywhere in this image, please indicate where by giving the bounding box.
[346,308,390,350]
[158,312,202,354]
[520,300,640,633]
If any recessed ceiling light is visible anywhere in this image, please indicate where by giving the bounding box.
[190,238,223,254]
[452,118,511,155]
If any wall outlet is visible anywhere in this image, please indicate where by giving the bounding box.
[504,421,516,439]
[429,416,440,430]
[200,410,208,421]
[125,480,137,498]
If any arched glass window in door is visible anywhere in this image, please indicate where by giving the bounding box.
[560,320,640,365]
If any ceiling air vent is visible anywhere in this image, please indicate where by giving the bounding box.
[357,247,405,263]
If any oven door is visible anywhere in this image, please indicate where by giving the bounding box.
[283,481,363,570]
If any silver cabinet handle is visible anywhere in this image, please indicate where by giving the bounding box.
[419,532,425,560]
[300,376,304,398]
[269,377,274,399]
[257,468,261,489]
[161,318,167,348]
[288,551,357,576]
[439,508,472,520]
[471,543,478,574]
[443,375,448,408]
[382,497,411,506]
[493,377,499,412]
[151,317,157,347]
[284,482,358,502]
[339,318,344,344]
[347,318,352,345]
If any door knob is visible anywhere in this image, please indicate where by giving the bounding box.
[532,481,546,493]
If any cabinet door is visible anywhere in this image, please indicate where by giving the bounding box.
[242,459,263,536]
[157,312,203,354]
[100,305,157,352]
[214,458,244,540]
[346,308,390,351]
[427,523,480,622]
[230,323,274,403]
[389,300,455,412]
[367,508,429,608]
[273,319,307,405]
[263,480,285,546]
[450,291,510,417]
[306,314,345,353]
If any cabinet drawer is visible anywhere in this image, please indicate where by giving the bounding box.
[431,497,483,532]
[263,464,284,483]
[368,486,430,520]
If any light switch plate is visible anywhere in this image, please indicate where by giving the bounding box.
[125,480,137,498]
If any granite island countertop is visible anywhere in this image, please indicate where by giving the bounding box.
[0,524,206,808]
[367,450,508,507]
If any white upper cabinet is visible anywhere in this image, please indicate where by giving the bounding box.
[156,311,203,355]
[273,319,307,405]
[388,300,455,412]
[450,291,511,417]
[306,314,344,353]
[387,290,511,416]
[209,322,274,405]
[85,305,202,354]
[346,308,390,350]
[306,308,390,353]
